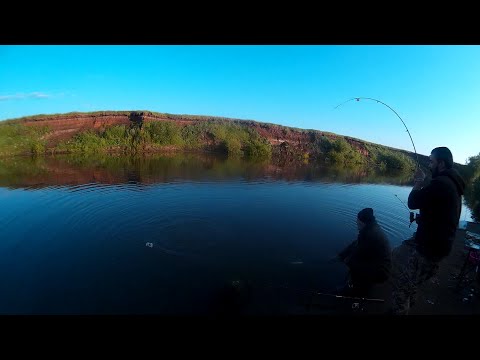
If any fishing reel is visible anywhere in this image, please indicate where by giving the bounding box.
[351,302,364,313]
[409,212,420,227]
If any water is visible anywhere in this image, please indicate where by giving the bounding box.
[0,154,473,314]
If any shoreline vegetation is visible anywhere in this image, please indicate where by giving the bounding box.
[0,110,478,220]
[0,111,419,168]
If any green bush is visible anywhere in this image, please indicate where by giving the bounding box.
[244,141,271,159]
[470,177,480,221]
[103,125,129,146]
[221,138,243,156]
[365,144,415,171]
[464,152,480,221]
[30,140,46,155]
[378,161,387,172]
[52,120,273,160]
[331,138,350,153]
[243,129,272,159]
[0,124,49,156]
[322,137,366,166]
[68,130,106,153]
[328,151,341,163]
[180,124,203,148]
[145,122,183,146]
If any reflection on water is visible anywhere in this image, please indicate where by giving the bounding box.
[0,154,473,314]
[0,153,417,189]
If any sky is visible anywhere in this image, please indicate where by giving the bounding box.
[1,45,479,164]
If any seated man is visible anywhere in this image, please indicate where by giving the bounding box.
[337,208,392,297]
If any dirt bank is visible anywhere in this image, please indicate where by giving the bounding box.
[8,111,429,167]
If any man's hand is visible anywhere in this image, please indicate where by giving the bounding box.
[413,168,425,182]
[412,168,425,190]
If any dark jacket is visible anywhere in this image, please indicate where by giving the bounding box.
[338,221,392,285]
[408,168,466,260]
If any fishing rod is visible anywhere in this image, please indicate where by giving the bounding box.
[238,280,385,314]
[334,97,420,170]
[309,289,384,303]
[394,194,410,212]
[231,280,384,303]
[394,194,419,227]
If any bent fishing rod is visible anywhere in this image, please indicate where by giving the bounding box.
[334,97,420,170]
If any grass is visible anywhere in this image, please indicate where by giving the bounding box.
[55,120,273,160]
[0,123,49,156]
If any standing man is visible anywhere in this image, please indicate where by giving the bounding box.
[391,147,466,315]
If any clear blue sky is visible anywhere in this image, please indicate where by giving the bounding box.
[1,45,479,163]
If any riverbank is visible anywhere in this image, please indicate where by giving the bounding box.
[408,221,480,315]
[298,222,480,315]
[1,111,422,171]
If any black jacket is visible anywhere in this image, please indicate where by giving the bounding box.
[408,168,466,260]
[338,221,392,285]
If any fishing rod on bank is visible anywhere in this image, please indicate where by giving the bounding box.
[229,280,385,314]
[258,281,384,303]
[229,280,384,304]
[334,97,420,171]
